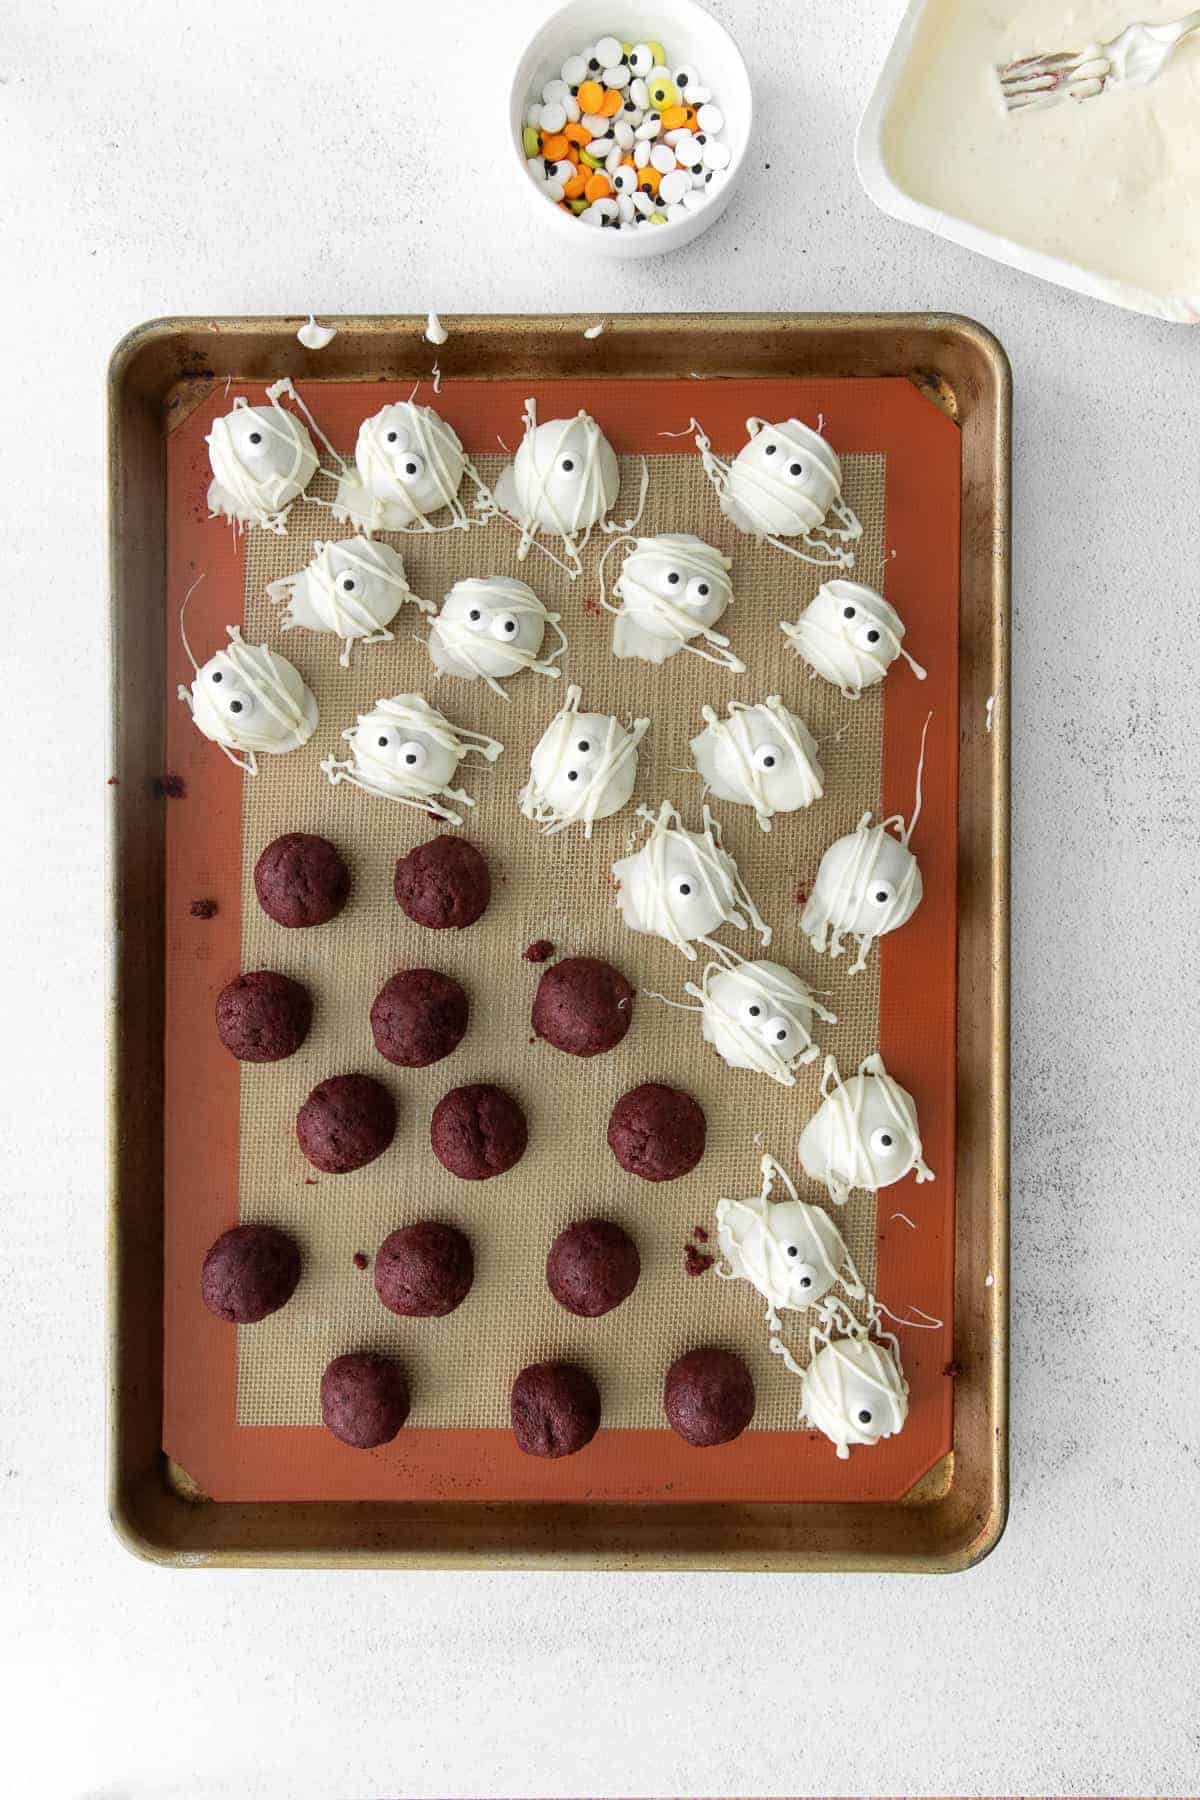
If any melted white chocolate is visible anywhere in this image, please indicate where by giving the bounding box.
[612,800,771,961]
[321,693,502,825]
[716,1153,865,1330]
[427,576,566,700]
[798,1053,934,1204]
[690,696,824,830]
[691,415,862,567]
[267,537,433,667]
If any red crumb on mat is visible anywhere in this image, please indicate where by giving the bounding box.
[943,1360,962,1379]
[189,898,218,919]
[581,593,602,618]
[303,1177,318,1186]
[523,939,555,963]
[693,1225,709,1243]
[793,885,809,907]
[353,1251,369,1271]
[153,773,187,799]
[684,1245,714,1278]
[107,776,119,786]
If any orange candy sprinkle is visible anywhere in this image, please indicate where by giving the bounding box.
[636,166,661,194]
[599,87,622,117]
[660,104,689,129]
[563,121,592,146]
[576,79,604,113]
[540,131,569,160]
[564,167,588,197]
[584,171,613,202]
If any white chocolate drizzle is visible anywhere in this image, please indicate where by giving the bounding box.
[716,1153,865,1331]
[612,800,772,961]
[266,537,433,668]
[688,415,863,568]
[297,314,337,350]
[691,696,823,829]
[798,1052,935,1204]
[206,378,324,535]
[781,578,926,699]
[602,532,744,672]
[427,576,567,701]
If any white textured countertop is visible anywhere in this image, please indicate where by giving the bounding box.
[2,1,1198,1795]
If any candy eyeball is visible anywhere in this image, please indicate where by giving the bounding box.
[801,1337,908,1459]
[348,401,468,526]
[428,576,562,695]
[803,822,922,951]
[363,721,456,789]
[722,417,843,538]
[322,692,503,821]
[510,410,619,535]
[628,43,654,77]
[521,686,649,837]
[206,395,319,530]
[182,629,318,768]
[699,958,830,1080]
[782,579,923,699]
[690,698,823,828]
[798,1055,931,1202]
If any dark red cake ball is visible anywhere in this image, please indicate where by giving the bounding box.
[607,1082,706,1182]
[254,832,351,928]
[320,1352,410,1449]
[394,835,491,930]
[531,955,634,1057]
[296,1074,396,1174]
[201,1224,301,1324]
[215,970,312,1062]
[546,1218,640,1318]
[510,1361,601,1459]
[373,1221,475,1317]
[664,1348,755,1447]
[430,1083,528,1180]
[370,968,468,1068]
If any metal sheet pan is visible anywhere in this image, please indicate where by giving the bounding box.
[107,313,1009,1570]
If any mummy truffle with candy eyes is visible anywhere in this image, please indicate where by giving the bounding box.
[427,576,566,701]
[799,1327,909,1460]
[670,946,835,1084]
[178,626,318,774]
[803,813,923,972]
[692,415,863,568]
[333,400,483,534]
[493,400,633,573]
[320,693,502,826]
[690,696,823,830]
[782,579,926,700]
[611,801,771,961]
[716,1154,864,1331]
[206,380,320,535]
[266,537,433,667]
[520,685,650,838]
[798,1053,934,1205]
[606,533,743,672]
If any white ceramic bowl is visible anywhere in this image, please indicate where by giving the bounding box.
[509,0,752,259]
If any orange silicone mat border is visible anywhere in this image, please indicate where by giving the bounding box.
[163,375,959,1505]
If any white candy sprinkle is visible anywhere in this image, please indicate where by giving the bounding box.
[526,157,543,179]
[691,168,708,188]
[696,103,724,134]
[589,135,614,157]
[561,54,588,85]
[666,200,688,222]
[702,138,731,170]
[635,114,660,140]
[604,145,623,173]
[595,35,622,67]
[591,196,619,218]
[547,158,573,184]
[542,179,564,202]
[526,104,541,128]
[682,188,708,212]
[623,105,645,127]
[634,140,651,168]
[650,142,676,173]
[659,168,690,204]
[603,64,630,88]
[664,128,685,146]
[542,79,569,104]
[630,76,649,107]
[629,45,653,79]
[583,112,610,135]
[580,204,604,227]
[618,193,635,221]
[564,94,581,123]
[612,165,637,193]
[674,134,702,168]
[614,120,634,148]
[632,188,654,215]
[539,101,566,133]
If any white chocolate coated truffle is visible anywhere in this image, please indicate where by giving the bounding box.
[798,1053,933,1204]
[267,537,432,666]
[493,403,622,569]
[722,417,844,538]
[334,401,470,531]
[689,953,835,1084]
[801,1334,909,1460]
[781,579,926,700]
[520,684,649,837]
[716,1155,863,1328]
[179,627,318,774]
[320,692,502,825]
[802,813,923,973]
[690,696,823,830]
[612,801,771,960]
[610,533,741,671]
[206,389,319,534]
[427,576,565,699]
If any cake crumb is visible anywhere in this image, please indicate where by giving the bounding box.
[581,592,602,618]
[189,898,218,919]
[793,885,809,907]
[693,1225,709,1243]
[353,1251,369,1271]
[153,773,187,799]
[523,939,555,963]
[107,776,119,786]
[943,1360,962,1379]
[685,1245,714,1278]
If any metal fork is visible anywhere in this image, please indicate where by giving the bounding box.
[997,9,1200,112]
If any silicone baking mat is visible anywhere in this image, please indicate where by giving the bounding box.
[162,374,959,1504]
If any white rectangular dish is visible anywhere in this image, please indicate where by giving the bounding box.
[857,0,1200,325]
